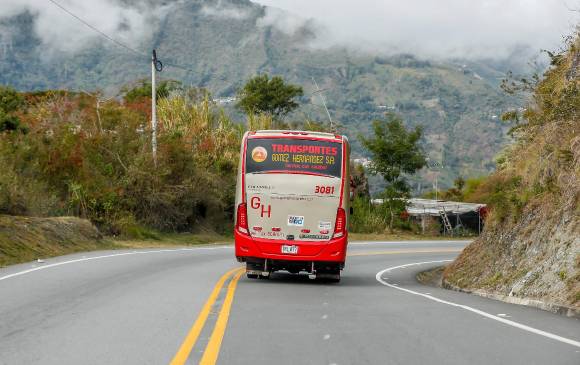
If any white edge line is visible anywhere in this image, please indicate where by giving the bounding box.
[375,260,580,349]
[0,246,232,282]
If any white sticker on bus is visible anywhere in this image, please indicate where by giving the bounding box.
[318,221,332,230]
[288,215,305,226]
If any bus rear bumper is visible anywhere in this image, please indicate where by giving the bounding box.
[234,230,348,264]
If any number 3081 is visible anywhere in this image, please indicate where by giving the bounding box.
[315,186,335,194]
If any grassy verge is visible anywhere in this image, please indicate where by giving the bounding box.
[0,215,232,267]
[0,215,113,267]
[113,232,232,249]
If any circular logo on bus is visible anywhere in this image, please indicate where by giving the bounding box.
[251,146,268,162]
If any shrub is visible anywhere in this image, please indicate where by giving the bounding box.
[0,88,241,236]
[349,197,388,233]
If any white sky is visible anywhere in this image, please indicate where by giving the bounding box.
[253,0,579,59]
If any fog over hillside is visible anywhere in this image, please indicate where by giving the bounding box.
[255,0,579,60]
[2,0,575,60]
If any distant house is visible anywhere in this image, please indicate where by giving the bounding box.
[372,198,487,235]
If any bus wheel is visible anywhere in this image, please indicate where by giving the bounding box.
[247,273,259,279]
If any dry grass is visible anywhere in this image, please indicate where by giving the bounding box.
[114,232,231,248]
[0,215,231,267]
[0,215,111,267]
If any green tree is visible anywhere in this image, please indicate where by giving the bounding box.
[350,161,370,199]
[122,79,183,103]
[0,112,22,132]
[360,114,426,231]
[236,74,303,120]
[0,86,24,113]
[0,86,25,133]
[441,176,466,201]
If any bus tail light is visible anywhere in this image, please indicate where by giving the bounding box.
[333,208,346,238]
[236,203,249,235]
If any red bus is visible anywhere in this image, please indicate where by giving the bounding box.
[234,130,350,282]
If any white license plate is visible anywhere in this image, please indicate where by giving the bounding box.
[281,245,298,254]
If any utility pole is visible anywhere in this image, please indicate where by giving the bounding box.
[151,49,162,166]
[426,158,441,200]
[311,77,334,131]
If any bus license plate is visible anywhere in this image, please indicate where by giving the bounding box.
[281,245,298,254]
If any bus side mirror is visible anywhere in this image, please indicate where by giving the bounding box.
[350,207,354,215]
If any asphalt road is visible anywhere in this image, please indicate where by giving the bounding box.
[0,240,578,365]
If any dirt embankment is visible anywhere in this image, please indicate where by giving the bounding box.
[443,121,579,313]
[443,38,580,313]
[0,215,106,267]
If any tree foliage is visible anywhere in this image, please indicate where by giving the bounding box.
[360,114,426,230]
[0,86,25,133]
[122,79,183,103]
[0,87,241,237]
[236,74,303,119]
[360,114,426,183]
[350,162,370,199]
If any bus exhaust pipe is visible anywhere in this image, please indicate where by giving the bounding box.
[309,261,316,279]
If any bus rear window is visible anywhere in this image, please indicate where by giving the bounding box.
[245,138,342,178]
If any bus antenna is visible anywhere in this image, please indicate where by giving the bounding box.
[311,77,334,131]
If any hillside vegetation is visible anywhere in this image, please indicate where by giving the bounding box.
[0,0,519,189]
[0,88,241,237]
[0,215,104,267]
[443,36,580,310]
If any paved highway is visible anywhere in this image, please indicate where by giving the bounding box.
[0,241,578,364]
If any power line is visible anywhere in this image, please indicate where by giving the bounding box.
[47,0,202,79]
[163,61,196,73]
[47,0,147,58]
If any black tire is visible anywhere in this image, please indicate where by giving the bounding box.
[258,273,270,279]
[329,274,341,283]
[247,273,259,279]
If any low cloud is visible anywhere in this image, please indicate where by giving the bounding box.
[253,0,580,60]
[0,0,170,55]
[256,7,308,36]
[2,0,577,62]
[201,0,252,20]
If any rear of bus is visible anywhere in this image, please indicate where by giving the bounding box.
[234,130,350,282]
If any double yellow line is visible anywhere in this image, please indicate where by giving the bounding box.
[169,267,244,365]
[169,248,461,364]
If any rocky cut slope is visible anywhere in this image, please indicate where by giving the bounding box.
[443,36,580,312]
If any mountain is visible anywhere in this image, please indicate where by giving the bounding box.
[0,0,521,192]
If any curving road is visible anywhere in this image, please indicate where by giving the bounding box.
[0,241,578,365]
